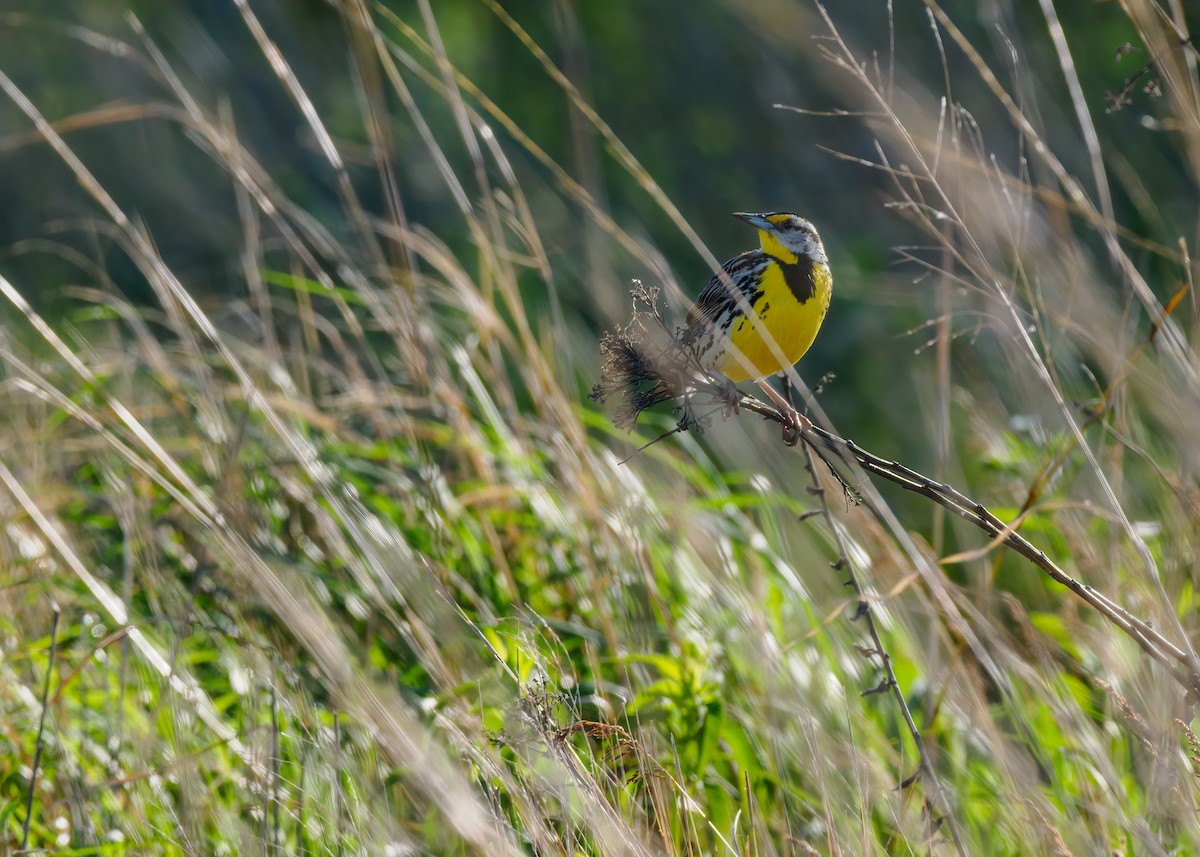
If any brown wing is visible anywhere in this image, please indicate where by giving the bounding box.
[684,250,766,329]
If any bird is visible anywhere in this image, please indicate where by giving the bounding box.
[681,211,832,433]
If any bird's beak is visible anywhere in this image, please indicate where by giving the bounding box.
[732,212,774,231]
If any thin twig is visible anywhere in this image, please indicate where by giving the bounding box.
[785,379,968,856]
[269,660,281,857]
[1105,35,1200,112]
[334,711,345,857]
[21,608,61,852]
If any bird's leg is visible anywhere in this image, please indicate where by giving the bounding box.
[755,377,811,444]
[709,371,741,419]
[779,373,805,447]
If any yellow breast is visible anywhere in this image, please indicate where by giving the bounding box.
[717,261,832,382]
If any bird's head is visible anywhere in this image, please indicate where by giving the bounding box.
[733,212,826,266]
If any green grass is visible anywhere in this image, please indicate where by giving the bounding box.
[2,1,1200,854]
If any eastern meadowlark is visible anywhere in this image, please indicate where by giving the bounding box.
[592,211,831,438]
[682,211,832,431]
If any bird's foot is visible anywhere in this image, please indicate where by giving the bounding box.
[712,372,741,419]
[753,378,811,445]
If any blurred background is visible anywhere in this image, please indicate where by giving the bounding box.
[0,0,1175,467]
[1,0,1198,853]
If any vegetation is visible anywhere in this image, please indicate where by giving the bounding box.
[2,1,1199,854]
